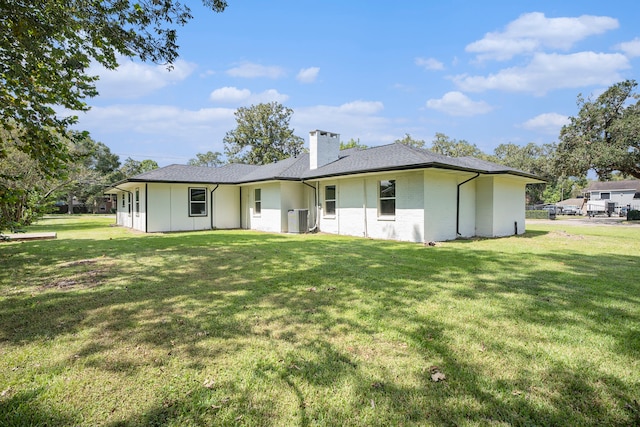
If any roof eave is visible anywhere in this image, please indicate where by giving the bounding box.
[304,162,545,182]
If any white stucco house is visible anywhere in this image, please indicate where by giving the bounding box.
[583,180,640,212]
[106,130,543,243]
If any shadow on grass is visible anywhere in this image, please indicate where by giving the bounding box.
[1,225,639,425]
[0,389,78,426]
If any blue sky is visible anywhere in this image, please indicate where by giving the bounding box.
[74,0,640,166]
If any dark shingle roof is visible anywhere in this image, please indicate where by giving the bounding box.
[110,143,542,188]
[584,180,640,192]
[117,163,259,185]
[302,143,539,180]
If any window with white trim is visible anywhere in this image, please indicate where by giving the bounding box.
[135,188,140,216]
[254,188,262,215]
[189,188,207,216]
[379,179,396,217]
[324,185,336,216]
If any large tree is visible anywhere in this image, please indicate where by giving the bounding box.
[188,151,224,167]
[395,133,426,149]
[340,138,368,150]
[430,132,487,158]
[1,0,228,176]
[556,80,640,180]
[492,142,566,204]
[223,102,305,165]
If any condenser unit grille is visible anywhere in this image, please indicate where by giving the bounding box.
[288,209,308,233]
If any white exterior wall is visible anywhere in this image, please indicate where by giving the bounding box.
[147,183,211,232]
[110,168,530,241]
[475,177,495,237]
[241,182,308,233]
[423,171,458,242]
[458,177,477,238]
[212,186,240,229]
[112,183,237,233]
[244,182,282,233]
[115,191,133,228]
[366,172,424,242]
[113,185,145,231]
[132,185,146,231]
[317,172,425,242]
[279,181,306,232]
[318,180,339,235]
[335,178,366,238]
[589,189,636,206]
[475,176,526,237]
[492,177,526,237]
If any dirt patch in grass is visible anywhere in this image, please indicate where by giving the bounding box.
[39,257,115,291]
[548,230,585,240]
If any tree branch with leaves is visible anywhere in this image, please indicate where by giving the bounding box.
[556,80,640,180]
[1,0,228,176]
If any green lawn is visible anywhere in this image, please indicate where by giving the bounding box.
[1,215,639,426]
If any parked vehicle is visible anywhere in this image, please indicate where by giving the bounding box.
[562,205,580,215]
[586,200,616,217]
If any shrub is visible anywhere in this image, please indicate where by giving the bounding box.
[627,210,640,221]
[526,210,550,219]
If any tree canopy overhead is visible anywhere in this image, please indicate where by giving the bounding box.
[223,102,305,165]
[1,0,228,175]
[557,80,640,180]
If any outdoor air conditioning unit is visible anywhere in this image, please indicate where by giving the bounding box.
[288,209,308,234]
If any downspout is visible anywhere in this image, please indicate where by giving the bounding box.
[363,179,368,238]
[302,181,318,232]
[456,173,480,236]
[145,183,148,232]
[210,184,220,230]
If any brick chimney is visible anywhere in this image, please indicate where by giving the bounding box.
[309,130,340,170]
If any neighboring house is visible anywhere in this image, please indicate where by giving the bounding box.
[583,180,640,212]
[106,130,543,243]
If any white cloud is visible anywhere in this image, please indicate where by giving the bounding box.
[466,12,619,61]
[209,86,289,104]
[616,37,640,58]
[226,62,286,79]
[210,86,251,103]
[250,89,289,104]
[297,67,320,83]
[521,113,569,135]
[293,101,392,146]
[73,104,237,162]
[453,52,630,95]
[79,104,234,133]
[90,59,197,99]
[425,91,493,116]
[336,100,384,115]
[415,57,444,71]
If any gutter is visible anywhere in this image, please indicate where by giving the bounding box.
[456,173,480,236]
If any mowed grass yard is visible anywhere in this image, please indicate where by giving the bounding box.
[1,216,639,426]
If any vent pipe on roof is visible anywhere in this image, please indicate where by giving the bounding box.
[309,130,340,170]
